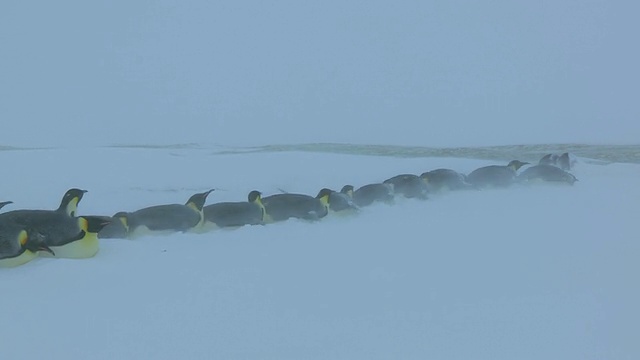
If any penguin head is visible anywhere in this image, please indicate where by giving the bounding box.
[185,189,215,211]
[539,154,556,165]
[507,160,529,171]
[340,185,354,198]
[558,152,571,170]
[113,212,130,232]
[20,229,54,256]
[316,188,333,208]
[248,190,262,204]
[419,172,430,184]
[0,201,13,211]
[79,216,112,234]
[57,188,88,217]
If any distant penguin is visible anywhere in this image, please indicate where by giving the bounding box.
[203,190,266,229]
[262,188,332,223]
[352,183,394,207]
[383,174,429,199]
[539,152,575,171]
[114,189,214,238]
[0,224,53,267]
[557,152,572,171]
[420,169,473,192]
[518,164,578,185]
[328,185,359,213]
[97,215,128,239]
[0,201,13,211]
[467,160,529,188]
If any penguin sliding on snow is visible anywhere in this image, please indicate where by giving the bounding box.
[114,189,214,238]
[328,185,359,213]
[383,173,429,200]
[352,183,394,207]
[420,169,473,193]
[466,160,529,188]
[0,188,107,258]
[518,164,578,185]
[0,224,53,267]
[96,215,128,239]
[36,216,111,258]
[539,152,574,171]
[262,188,332,223]
[203,190,266,229]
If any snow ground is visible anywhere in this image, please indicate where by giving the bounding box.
[1,147,638,359]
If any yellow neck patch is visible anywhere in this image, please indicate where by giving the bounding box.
[18,230,28,247]
[118,216,129,231]
[186,202,199,212]
[78,217,89,232]
[66,197,79,217]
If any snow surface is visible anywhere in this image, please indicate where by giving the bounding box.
[1,148,638,359]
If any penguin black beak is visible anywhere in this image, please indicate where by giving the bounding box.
[39,245,55,256]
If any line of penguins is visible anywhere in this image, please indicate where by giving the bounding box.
[1,152,577,268]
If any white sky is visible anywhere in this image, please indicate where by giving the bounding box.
[1,1,638,147]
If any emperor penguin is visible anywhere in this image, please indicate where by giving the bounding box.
[466,160,529,188]
[0,223,53,267]
[352,183,394,207]
[420,169,473,192]
[557,152,573,171]
[383,174,429,199]
[539,153,575,171]
[0,188,92,252]
[203,190,266,229]
[518,164,578,185]
[114,189,214,238]
[328,185,359,213]
[262,188,332,223]
[96,215,129,239]
[38,216,112,258]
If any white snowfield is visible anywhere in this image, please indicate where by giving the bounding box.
[1,146,637,359]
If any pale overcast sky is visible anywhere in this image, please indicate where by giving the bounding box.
[1,1,638,147]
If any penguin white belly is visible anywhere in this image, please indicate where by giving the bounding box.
[41,234,100,259]
[0,251,38,268]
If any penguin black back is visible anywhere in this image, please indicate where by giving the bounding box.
[203,190,265,228]
[352,183,394,207]
[383,174,429,199]
[467,160,529,188]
